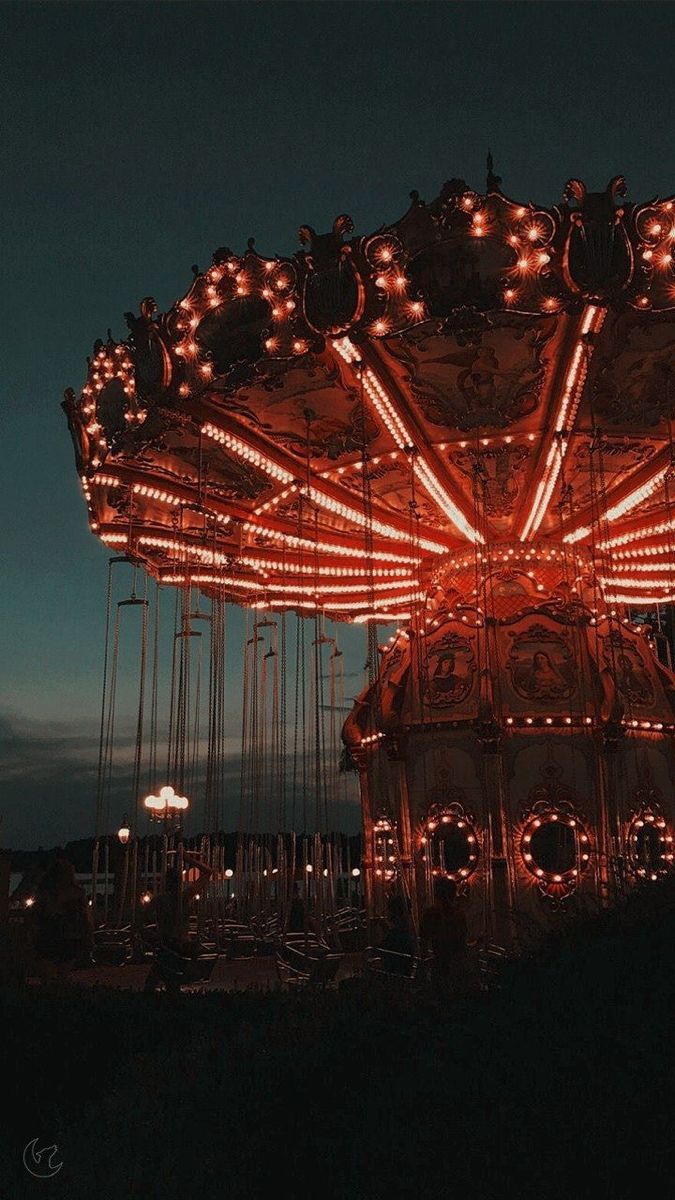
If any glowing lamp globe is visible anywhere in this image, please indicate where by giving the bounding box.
[143,785,189,820]
[117,819,131,845]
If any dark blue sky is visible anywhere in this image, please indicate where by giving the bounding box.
[3,0,675,848]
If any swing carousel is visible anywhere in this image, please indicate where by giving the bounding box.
[64,164,675,946]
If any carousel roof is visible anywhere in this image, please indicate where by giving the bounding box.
[64,167,675,619]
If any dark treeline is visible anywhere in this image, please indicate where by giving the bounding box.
[10,832,364,874]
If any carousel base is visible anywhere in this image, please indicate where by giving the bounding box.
[345,564,675,947]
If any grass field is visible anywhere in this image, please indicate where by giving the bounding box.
[3,881,675,1199]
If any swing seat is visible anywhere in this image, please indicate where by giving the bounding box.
[366,946,420,982]
[193,951,219,982]
[155,945,193,983]
[327,907,367,948]
[477,942,508,991]
[308,952,343,987]
[92,928,132,966]
[276,936,340,987]
[92,942,130,966]
[253,914,281,954]
[223,924,256,960]
[155,945,219,986]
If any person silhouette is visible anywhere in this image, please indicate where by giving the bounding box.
[420,876,468,1000]
[31,856,92,987]
[287,883,306,933]
[380,893,417,974]
[144,850,213,995]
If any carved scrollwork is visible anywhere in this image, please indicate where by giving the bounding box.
[298,214,364,335]
[560,176,634,299]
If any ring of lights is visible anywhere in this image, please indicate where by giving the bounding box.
[372,816,399,882]
[519,808,591,898]
[626,809,674,880]
[420,804,480,883]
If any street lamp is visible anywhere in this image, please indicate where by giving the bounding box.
[143,785,189,822]
[350,866,362,909]
[115,815,132,928]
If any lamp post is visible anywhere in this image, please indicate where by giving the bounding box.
[115,815,132,927]
[143,788,190,897]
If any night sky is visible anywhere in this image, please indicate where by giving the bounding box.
[3,0,675,849]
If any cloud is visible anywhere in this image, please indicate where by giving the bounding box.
[0,710,360,851]
[0,710,108,850]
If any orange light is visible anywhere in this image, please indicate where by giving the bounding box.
[521,305,602,541]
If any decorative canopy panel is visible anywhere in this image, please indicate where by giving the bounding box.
[64,170,675,620]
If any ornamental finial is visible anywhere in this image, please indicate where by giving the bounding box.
[486,149,502,193]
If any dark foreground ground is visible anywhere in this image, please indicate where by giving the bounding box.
[3,883,675,1200]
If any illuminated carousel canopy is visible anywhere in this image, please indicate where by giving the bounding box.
[64,168,675,622]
